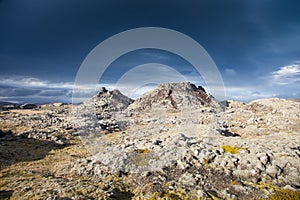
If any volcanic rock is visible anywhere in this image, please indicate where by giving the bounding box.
[127,82,223,113]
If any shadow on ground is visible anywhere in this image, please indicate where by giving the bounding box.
[0,190,13,199]
[108,188,134,200]
[217,129,240,137]
[0,130,67,169]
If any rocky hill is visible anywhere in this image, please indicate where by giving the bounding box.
[0,82,299,200]
[127,82,223,112]
[90,87,133,113]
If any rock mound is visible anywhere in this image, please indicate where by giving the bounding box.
[72,88,133,137]
[86,87,133,114]
[74,87,133,119]
[222,98,300,136]
[127,82,222,112]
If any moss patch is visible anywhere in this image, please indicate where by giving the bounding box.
[135,148,150,154]
[267,189,300,200]
[221,145,248,154]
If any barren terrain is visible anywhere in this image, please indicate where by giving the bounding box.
[0,82,299,199]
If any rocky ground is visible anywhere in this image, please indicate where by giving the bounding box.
[0,82,299,199]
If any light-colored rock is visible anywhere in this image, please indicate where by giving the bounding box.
[179,172,196,186]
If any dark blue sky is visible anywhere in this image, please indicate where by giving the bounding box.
[0,0,299,103]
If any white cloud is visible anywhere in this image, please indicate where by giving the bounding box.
[0,76,74,103]
[223,63,300,101]
[269,63,300,85]
[223,85,279,102]
[0,76,74,89]
[0,97,22,104]
[225,68,237,76]
[1,64,299,104]
[225,86,280,102]
[139,51,171,60]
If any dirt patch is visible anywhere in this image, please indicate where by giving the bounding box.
[10,109,47,115]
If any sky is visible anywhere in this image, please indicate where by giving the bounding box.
[0,0,299,104]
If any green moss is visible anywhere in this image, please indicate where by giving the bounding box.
[148,188,195,200]
[149,191,160,200]
[161,190,191,200]
[221,145,248,154]
[230,180,242,186]
[241,181,300,200]
[162,192,183,200]
[267,189,300,200]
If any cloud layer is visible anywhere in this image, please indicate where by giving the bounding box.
[223,63,300,101]
[269,64,300,85]
[0,76,73,104]
[1,62,299,104]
